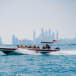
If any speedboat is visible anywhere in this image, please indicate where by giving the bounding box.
[26,41,60,54]
[0,40,60,55]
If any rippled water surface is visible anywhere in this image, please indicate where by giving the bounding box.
[0,54,76,76]
[0,45,76,76]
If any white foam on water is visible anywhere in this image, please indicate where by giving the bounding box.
[50,49,76,55]
[16,48,42,55]
[16,48,76,55]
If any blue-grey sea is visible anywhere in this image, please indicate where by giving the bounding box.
[0,44,76,76]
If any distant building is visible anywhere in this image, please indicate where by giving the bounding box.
[56,31,59,41]
[33,31,36,41]
[12,35,19,45]
[51,32,55,41]
[0,36,2,45]
[48,29,51,41]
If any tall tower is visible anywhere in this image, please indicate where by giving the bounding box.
[48,29,51,41]
[12,35,19,45]
[0,36,2,45]
[45,29,48,41]
[52,32,55,40]
[12,35,15,44]
[41,28,44,41]
[33,31,36,41]
[56,31,59,41]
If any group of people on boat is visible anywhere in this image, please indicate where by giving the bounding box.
[17,40,58,50]
[17,44,51,50]
[17,45,40,49]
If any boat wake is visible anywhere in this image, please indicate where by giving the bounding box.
[50,49,76,55]
[16,49,76,55]
[15,48,42,55]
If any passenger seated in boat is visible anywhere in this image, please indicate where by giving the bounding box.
[37,46,40,49]
[32,46,36,48]
[17,45,19,48]
[20,45,24,48]
[46,44,51,49]
[42,46,46,49]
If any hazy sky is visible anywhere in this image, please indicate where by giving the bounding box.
[0,0,76,44]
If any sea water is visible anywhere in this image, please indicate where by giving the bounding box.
[0,45,76,76]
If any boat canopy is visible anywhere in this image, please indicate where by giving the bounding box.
[41,40,56,44]
[40,42,53,44]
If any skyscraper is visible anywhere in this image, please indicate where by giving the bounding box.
[33,31,36,41]
[56,31,59,41]
[41,28,44,41]
[12,35,19,45]
[0,36,2,45]
[52,32,55,40]
[48,29,51,41]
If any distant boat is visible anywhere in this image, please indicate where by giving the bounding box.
[0,40,60,55]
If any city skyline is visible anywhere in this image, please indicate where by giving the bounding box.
[0,0,76,43]
[12,28,59,45]
[0,28,76,44]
